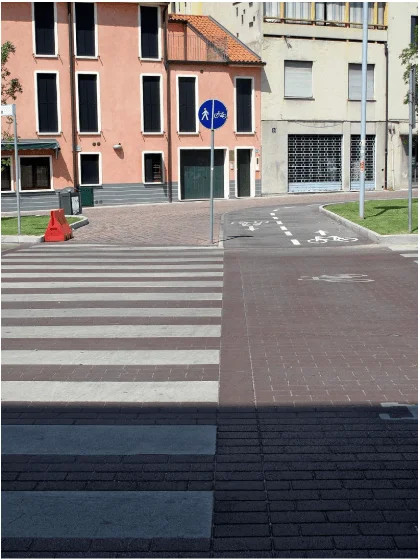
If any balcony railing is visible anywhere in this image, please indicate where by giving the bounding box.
[263,2,388,30]
[168,33,229,62]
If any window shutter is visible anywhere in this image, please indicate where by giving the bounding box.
[236,78,252,132]
[20,157,50,190]
[75,2,95,57]
[141,6,159,59]
[179,77,196,132]
[37,73,58,133]
[349,64,374,100]
[143,76,161,132]
[1,160,11,191]
[34,3,55,55]
[81,154,100,185]
[284,61,312,98]
[78,75,98,132]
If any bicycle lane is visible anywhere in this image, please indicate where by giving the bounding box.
[223,203,372,249]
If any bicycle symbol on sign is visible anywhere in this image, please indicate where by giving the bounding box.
[308,235,358,244]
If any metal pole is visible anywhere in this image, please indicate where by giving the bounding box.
[12,104,21,236]
[408,67,414,233]
[210,100,215,244]
[359,3,369,219]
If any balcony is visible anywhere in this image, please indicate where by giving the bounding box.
[168,32,229,63]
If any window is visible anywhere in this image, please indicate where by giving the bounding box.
[33,2,56,56]
[235,77,253,133]
[315,2,345,25]
[75,2,97,57]
[1,158,12,191]
[140,6,160,59]
[36,72,60,133]
[141,75,162,133]
[143,153,164,184]
[79,153,101,185]
[20,157,52,190]
[348,64,374,100]
[284,61,313,98]
[349,2,375,26]
[178,76,197,133]
[263,3,280,17]
[285,2,311,23]
[77,73,100,133]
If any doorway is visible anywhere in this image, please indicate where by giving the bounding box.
[237,149,251,197]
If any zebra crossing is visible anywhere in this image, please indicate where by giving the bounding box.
[1,244,223,548]
[387,245,418,264]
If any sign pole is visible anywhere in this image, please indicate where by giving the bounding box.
[408,67,414,233]
[359,2,368,220]
[12,104,21,236]
[210,99,215,244]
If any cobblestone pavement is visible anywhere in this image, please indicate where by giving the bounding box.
[1,231,418,557]
[71,190,417,246]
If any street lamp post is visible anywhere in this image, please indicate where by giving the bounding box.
[359,3,369,220]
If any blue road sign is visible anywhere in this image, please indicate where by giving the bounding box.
[198,99,228,130]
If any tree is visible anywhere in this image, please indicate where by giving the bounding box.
[1,41,23,169]
[399,25,418,113]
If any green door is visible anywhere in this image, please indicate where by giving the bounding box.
[181,150,225,200]
[237,149,251,197]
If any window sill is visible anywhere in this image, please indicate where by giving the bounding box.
[144,182,164,186]
[178,131,200,135]
[37,132,62,136]
[284,96,315,100]
[80,183,101,187]
[348,99,376,102]
[142,131,165,135]
[2,189,55,194]
[235,131,255,135]
[78,132,102,136]
[34,54,59,58]
[75,55,99,60]
[139,57,162,62]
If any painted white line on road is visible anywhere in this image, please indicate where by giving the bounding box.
[2,425,217,455]
[2,272,224,279]
[280,226,288,231]
[2,325,222,339]
[291,239,301,246]
[1,308,223,318]
[400,253,418,258]
[1,381,220,403]
[270,213,276,216]
[276,221,283,225]
[1,293,223,302]
[2,491,213,538]
[4,281,223,289]
[285,232,293,236]
[2,258,224,264]
[2,264,224,271]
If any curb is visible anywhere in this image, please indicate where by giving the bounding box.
[320,204,418,247]
[1,215,89,244]
[218,214,225,249]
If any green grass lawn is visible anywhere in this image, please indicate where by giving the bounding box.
[1,215,82,236]
[327,198,418,235]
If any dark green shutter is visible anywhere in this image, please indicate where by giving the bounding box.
[141,6,159,59]
[78,74,98,133]
[179,77,196,132]
[37,73,58,133]
[237,149,251,197]
[181,150,224,200]
[81,154,100,185]
[34,3,55,55]
[236,78,252,132]
[143,76,161,132]
[75,2,95,57]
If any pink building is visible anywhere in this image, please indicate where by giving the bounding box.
[1,3,263,211]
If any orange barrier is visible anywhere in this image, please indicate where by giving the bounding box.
[44,209,73,242]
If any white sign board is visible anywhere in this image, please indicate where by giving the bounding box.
[1,104,14,117]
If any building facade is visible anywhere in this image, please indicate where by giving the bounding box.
[1,2,263,212]
[199,1,418,194]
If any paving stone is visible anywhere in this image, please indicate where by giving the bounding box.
[213,537,272,551]
[334,536,396,549]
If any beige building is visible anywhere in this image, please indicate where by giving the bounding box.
[176,2,418,194]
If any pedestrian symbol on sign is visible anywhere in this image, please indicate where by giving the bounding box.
[202,107,210,121]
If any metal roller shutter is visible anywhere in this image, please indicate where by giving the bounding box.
[350,135,375,191]
[288,135,342,192]
[180,150,225,200]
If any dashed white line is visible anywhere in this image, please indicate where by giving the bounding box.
[291,239,301,246]
[280,226,288,231]
[270,213,276,216]
[276,221,283,225]
[285,231,292,236]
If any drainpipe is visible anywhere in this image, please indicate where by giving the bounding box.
[68,3,78,192]
[384,42,389,189]
[163,5,172,202]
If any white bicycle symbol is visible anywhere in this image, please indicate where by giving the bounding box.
[308,235,358,244]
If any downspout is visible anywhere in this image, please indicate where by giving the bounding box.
[384,42,389,189]
[68,3,78,192]
[163,6,172,202]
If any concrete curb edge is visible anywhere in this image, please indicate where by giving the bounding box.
[218,213,225,249]
[320,204,418,246]
[1,215,88,244]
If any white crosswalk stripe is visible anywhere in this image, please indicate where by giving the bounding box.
[1,245,222,544]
